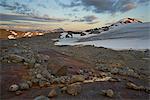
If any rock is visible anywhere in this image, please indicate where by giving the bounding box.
[61,87,67,93]
[9,54,25,63]
[34,96,49,100]
[111,67,119,74]
[9,84,19,92]
[102,89,114,97]
[31,78,39,84]
[48,62,68,76]
[126,82,140,90]
[34,63,41,68]
[70,75,85,83]
[36,54,49,63]
[27,81,32,88]
[19,82,30,90]
[109,78,121,82]
[67,84,81,96]
[15,90,23,96]
[36,74,43,79]
[145,87,150,93]
[39,80,50,87]
[41,69,52,79]
[48,89,57,98]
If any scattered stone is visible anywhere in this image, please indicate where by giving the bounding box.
[70,75,85,83]
[48,89,57,98]
[9,84,19,92]
[34,95,49,100]
[67,83,81,96]
[102,89,114,97]
[15,90,23,96]
[19,82,30,90]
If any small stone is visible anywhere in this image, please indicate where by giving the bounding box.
[15,90,23,96]
[102,89,114,97]
[34,95,49,100]
[34,63,41,68]
[19,82,30,90]
[36,74,43,79]
[48,89,57,98]
[67,83,81,96]
[9,84,19,92]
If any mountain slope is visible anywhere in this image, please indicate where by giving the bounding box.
[54,19,150,50]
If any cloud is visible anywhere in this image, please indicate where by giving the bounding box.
[0,13,68,22]
[57,0,149,13]
[0,1,33,15]
[72,15,98,23]
[56,0,81,8]
[38,3,47,8]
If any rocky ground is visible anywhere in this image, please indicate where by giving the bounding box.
[0,33,150,100]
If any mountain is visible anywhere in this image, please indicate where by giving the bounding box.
[55,18,150,50]
[0,29,45,40]
[52,28,64,33]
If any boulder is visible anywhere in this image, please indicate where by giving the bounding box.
[67,84,81,96]
[9,84,19,92]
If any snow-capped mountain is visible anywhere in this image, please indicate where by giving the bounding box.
[54,18,150,50]
[0,29,45,39]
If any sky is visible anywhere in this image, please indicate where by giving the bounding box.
[0,0,150,31]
